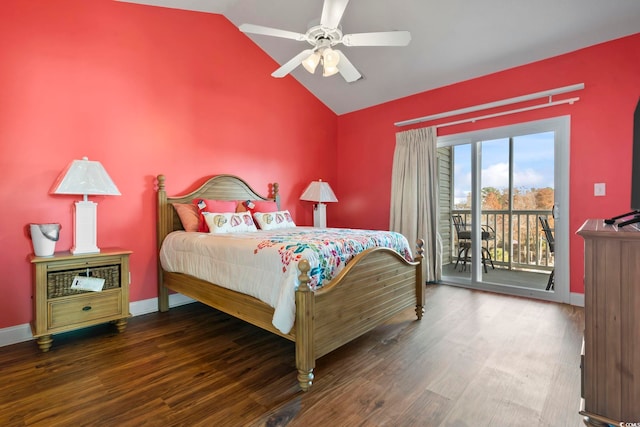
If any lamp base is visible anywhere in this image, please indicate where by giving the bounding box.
[72,247,100,255]
[313,203,327,228]
[72,200,100,255]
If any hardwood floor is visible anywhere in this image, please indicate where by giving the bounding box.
[0,285,584,427]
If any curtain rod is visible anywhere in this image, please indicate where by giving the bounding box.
[394,83,585,127]
[435,96,579,129]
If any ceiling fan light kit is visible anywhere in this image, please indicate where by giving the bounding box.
[302,51,321,73]
[321,48,340,68]
[239,0,411,83]
[301,39,340,76]
[322,64,339,77]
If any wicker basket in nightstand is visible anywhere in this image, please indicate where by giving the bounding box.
[30,249,132,352]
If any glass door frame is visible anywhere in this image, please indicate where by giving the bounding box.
[438,116,570,304]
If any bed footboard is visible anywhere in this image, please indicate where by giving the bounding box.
[294,240,424,391]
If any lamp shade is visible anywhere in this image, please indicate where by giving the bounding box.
[300,180,338,203]
[50,156,120,254]
[51,157,120,196]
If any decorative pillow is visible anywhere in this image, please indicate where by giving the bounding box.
[253,210,296,231]
[240,199,278,215]
[193,199,238,232]
[252,200,279,212]
[172,203,200,232]
[203,212,258,234]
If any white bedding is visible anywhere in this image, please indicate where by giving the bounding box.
[159,227,413,334]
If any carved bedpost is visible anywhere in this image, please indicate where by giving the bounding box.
[295,259,315,391]
[273,182,280,210]
[415,239,425,320]
[157,174,169,312]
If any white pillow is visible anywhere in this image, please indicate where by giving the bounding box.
[253,210,296,230]
[203,212,257,234]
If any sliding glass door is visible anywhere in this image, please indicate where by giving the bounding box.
[438,117,569,303]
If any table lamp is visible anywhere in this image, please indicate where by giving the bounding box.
[50,157,121,254]
[300,179,338,228]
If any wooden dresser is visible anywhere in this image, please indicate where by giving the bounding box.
[30,249,131,352]
[577,219,640,426]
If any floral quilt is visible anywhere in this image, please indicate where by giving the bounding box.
[253,228,413,289]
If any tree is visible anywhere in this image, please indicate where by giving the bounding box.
[482,187,505,210]
[535,187,554,210]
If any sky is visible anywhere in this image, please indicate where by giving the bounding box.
[453,131,555,204]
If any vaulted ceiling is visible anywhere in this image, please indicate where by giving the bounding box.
[117,0,640,114]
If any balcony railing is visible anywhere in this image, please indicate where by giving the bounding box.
[451,209,554,272]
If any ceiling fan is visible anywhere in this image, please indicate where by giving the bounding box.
[239,0,411,83]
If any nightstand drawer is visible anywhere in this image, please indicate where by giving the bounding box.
[48,291,122,329]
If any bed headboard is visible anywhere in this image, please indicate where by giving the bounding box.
[156,174,280,249]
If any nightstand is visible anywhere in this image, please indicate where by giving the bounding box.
[30,249,131,352]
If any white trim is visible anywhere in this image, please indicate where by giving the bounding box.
[0,323,33,347]
[395,83,584,127]
[0,293,195,348]
[570,292,585,307]
[129,293,195,316]
[168,293,196,307]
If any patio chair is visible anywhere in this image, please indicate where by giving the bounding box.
[538,216,555,291]
[452,214,495,273]
[452,215,471,270]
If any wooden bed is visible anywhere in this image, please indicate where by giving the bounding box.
[156,174,425,391]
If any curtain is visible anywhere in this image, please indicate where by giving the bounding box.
[390,126,441,283]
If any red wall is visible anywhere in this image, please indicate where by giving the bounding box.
[0,0,337,328]
[334,32,640,295]
[1,1,637,331]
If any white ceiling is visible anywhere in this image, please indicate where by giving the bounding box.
[117,0,640,115]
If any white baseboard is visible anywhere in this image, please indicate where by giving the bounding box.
[0,323,34,348]
[129,293,195,316]
[0,294,195,348]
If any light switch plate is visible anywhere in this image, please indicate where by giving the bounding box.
[594,183,606,196]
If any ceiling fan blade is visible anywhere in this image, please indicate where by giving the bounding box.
[239,24,306,42]
[320,0,350,29]
[334,50,362,83]
[272,49,314,78]
[342,31,411,47]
